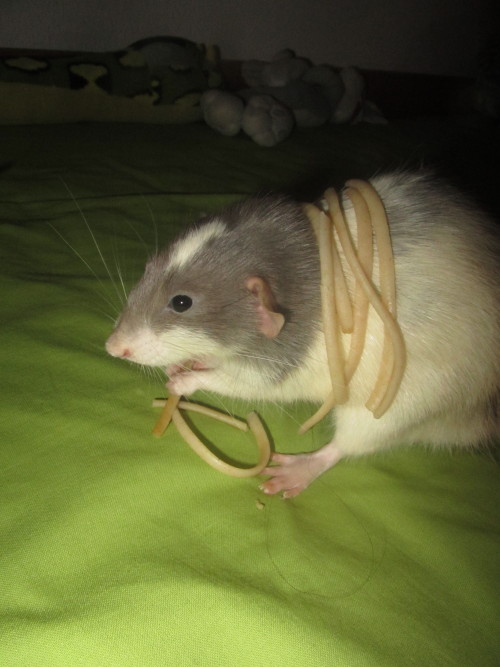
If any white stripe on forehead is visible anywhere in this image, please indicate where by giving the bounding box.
[168,219,227,272]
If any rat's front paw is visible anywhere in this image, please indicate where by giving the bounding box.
[167,372,204,397]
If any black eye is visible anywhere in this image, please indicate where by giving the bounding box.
[170,294,193,313]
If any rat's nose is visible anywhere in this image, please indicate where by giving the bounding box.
[105,334,132,359]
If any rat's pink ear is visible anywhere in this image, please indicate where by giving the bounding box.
[245,276,285,338]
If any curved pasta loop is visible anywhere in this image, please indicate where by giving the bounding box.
[152,394,271,478]
[300,181,406,432]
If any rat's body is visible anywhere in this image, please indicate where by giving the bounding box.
[106,171,500,497]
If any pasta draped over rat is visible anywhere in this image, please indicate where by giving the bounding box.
[299,180,406,433]
[152,180,406,475]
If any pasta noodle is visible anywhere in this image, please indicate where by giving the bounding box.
[152,393,181,437]
[300,181,406,431]
[307,203,348,405]
[153,397,271,477]
[341,187,373,382]
[153,399,249,431]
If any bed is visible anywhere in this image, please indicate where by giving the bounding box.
[0,55,499,665]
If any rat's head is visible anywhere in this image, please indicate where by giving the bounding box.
[105,208,288,372]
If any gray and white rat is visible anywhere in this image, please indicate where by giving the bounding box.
[106,171,500,497]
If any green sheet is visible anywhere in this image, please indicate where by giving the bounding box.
[0,121,498,666]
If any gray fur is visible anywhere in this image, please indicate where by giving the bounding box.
[121,195,321,380]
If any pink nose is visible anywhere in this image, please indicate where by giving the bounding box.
[105,335,132,359]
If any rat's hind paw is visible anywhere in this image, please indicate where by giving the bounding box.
[260,447,341,498]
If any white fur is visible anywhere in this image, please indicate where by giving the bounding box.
[107,324,231,368]
[167,219,227,272]
[176,331,332,402]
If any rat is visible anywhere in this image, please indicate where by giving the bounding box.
[106,170,500,498]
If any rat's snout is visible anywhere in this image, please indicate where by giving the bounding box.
[105,327,165,366]
[105,332,132,359]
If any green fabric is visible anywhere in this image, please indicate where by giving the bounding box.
[0,122,498,666]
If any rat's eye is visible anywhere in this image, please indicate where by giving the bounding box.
[170,294,193,313]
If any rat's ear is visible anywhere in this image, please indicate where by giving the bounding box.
[245,276,285,338]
